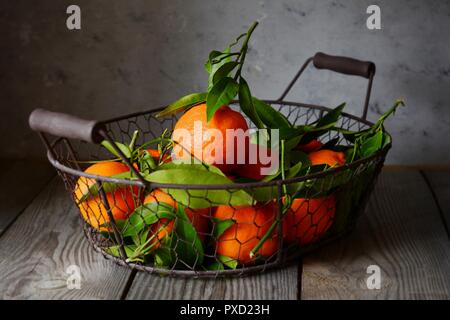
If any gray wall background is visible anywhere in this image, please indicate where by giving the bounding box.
[2,0,450,164]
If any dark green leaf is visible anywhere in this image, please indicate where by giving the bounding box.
[77,170,138,203]
[144,168,254,208]
[286,160,303,178]
[218,255,238,269]
[315,103,346,130]
[153,245,173,268]
[101,140,132,159]
[212,61,239,84]
[204,50,223,74]
[360,130,384,157]
[206,77,239,122]
[157,161,225,177]
[212,218,235,239]
[156,92,207,118]
[252,97,291,129]
[172,205,205,267]
[138,150,157,174]
[122,202,176,237]
[238,78,265,129]
[104,245,138,258]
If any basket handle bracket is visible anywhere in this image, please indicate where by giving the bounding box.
[29,108,147,185]
[278,52,376,120]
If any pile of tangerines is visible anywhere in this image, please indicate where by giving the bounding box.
[74,22,403,270]
[75,103,346,267]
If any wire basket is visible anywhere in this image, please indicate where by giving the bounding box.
[29,52,386,278]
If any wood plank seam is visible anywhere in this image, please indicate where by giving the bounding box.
[297,260,303,300]
[419,170,450,240]
[120,269,138,300]
[0,172,56,239]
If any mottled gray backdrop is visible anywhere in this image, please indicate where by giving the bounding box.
[2,0,450,164]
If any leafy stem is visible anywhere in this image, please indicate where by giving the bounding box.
[234,21,259,81]
[250,140,291,258]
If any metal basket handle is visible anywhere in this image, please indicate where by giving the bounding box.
[29,108,106,144]
[278,52,376,120]
[29,108,146,184]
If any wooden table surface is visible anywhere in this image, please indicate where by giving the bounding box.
[0,160,449,300]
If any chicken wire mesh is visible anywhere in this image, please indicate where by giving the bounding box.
[40,101,388,277]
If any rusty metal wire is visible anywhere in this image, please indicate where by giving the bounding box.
[43,101,388,278]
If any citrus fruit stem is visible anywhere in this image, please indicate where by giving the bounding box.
[250,140,291,258]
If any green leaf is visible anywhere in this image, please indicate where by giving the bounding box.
[218,255,238,269]
[171,205,205,267]
[77,170,138,203]
[360,130,384,157]
[206,77,239,122]
[153,245,173,268]
[104,245,138,258]
[286,160,303,178]
[122,202,176,237]
[212,218,235,239]
[212,61,239,84]
[298,103,346,144]
[204,50,223,74]
[101,140,132,159]
[371,99,405,133]
[157,161,226,177]
[315,103,346,130]
[135,229,150,246]
[144,168,254,208]
[252,97,291,129]
[138,150,157,174]
[238,78,265,129]
[156,92,207,118]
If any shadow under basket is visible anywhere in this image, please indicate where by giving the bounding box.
[28,52,387,278]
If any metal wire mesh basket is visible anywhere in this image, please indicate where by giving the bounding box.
[29,53,387,278]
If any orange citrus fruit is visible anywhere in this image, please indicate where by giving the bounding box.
[296,139,323,153]
[74,161,140,231]
[172,103,249,173]
[234,144,274,181]
[146,148,171,163]
[213,202,279,264]
[143,189,210,248]
[283,195,336,246]
[308,149,346,167]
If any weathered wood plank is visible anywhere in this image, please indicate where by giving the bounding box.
[422,171,450,234]
[0,159,55,234]
[0,178,132,299]
[126,266,298,300]
[301,170,450,299]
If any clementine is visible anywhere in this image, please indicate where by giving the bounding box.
[172,103,249,173]
[74,161,140,231]
[143,189,210,248]
[308,149,346,167]
[283,195,336,246]
[213,202,279,264]
[296,139,323,153]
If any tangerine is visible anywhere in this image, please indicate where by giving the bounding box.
[308,149,346,167]
[74,161,140,231]
[283,195,336,246]
[143,189,210,248]
[172,103,249,173]
[213,202,278,264]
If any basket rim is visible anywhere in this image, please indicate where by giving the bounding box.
[48,100,390,190]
